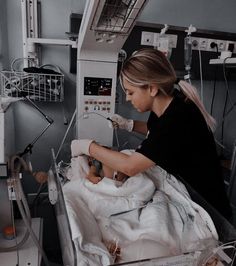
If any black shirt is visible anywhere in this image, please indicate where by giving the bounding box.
[136,92,232,219]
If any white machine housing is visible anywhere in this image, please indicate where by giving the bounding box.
[76,0,147,146]
[0,105,16,230]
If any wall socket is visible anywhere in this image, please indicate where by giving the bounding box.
[191,37,236,53]
[141,31,155,46]
[141,31,178,48]
[141,31,236,54]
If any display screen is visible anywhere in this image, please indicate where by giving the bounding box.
[84,77,112,96]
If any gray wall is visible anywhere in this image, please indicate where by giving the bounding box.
[140,0,236,33]
[2,0,236,193]
[0,0,9,70]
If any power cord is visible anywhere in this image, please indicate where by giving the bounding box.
[11,155,51,266]
[198,47,204,101]
[210,43,219,116]
[219,57,235,155]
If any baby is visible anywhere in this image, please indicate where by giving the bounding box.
[86,156,128,184]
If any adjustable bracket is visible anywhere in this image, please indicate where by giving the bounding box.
[21,0,77,68]
[19,96,54,157]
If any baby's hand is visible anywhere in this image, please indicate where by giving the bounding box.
[86,174,102,184]
[86,165,102,184]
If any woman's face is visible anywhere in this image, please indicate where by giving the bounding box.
[122,79,155,112]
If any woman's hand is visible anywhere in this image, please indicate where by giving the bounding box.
[109,114,134,132]
[71,139,94,157]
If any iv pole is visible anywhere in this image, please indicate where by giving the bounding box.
[184,25,197,84]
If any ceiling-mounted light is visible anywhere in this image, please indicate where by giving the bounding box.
[91,0,146,35]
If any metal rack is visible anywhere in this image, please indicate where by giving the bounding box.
[0,70,64,102]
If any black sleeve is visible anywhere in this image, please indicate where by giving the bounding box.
[136,125,179,167]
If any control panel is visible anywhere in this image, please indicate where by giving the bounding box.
[76,60,117,146]
[83,98,111,114]
[83,77,112,115]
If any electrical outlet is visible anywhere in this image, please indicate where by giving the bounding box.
[155,37,169,55]
[226,41,235,52]
[207,39,218,51]
[166,34,178,48]
[199,38,208,50]
[227,41,236,54]
[217,40,226,51]
[191,37,200,50]
[153,33,178,48]
[141,31,154,46]
[191,37,234,53]
[141,31,178,48]
[192,37,211,51]
[141,31,236,55]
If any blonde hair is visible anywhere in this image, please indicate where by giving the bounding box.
[120,48,216,132]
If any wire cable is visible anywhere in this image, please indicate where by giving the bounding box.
[219,57,235,154]
[30,183,47,214]
[198,47,204,101]
[2,60,63,101]
[56,110,77,160]
[114,128,120,148]
[10,190,19,266]
[12,155,50,266]
[201,240,236,265]
[0,158,30,253]
[210,44,219,115]
[220,90,228,154]
[223,57,235,108]
[10,57,36,72]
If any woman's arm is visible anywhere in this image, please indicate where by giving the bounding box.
[89,142,155,176]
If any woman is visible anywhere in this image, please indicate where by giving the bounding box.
[72,48,232,219]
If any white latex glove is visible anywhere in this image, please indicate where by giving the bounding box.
[109,114,134,132]
[71,139,94,157]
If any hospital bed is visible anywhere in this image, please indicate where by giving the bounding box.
[49,145,236,266]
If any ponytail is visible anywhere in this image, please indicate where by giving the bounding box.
[178,80,216,132]
[120,48,216,131]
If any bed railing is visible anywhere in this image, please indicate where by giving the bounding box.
[50,148,77,266]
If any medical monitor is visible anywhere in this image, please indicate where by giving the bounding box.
[84,77,112,96]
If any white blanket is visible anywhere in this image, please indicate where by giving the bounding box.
[62,153,218,265]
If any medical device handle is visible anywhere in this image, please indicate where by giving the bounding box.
[19,96,54,156]
[19,123,51,156]
[25,96,54,124]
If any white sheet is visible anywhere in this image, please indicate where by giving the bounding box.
[63,153,218,265]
